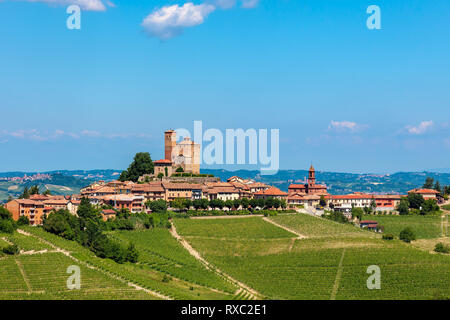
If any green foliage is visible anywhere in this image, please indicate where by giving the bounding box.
[147,199,168,213]
[2,244,19,255]
[397,198,410,215]
[324,211,349,224]
[193,199,209,210]
[0,207,13,220]
[407,193,425,210]
[382,233,395,240]
[17,215,29,226]
[423,177,434,189]
[421,199,440,215]
[119,152,154,182]
[434,242,449,254]
[399,227,416,243]
[0,219,16,234]
[319,195,327,207]
[176,167,184,173]
[351,207,364,220]
[126,243,139,263]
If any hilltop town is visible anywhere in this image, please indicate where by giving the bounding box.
[2,130,448,226]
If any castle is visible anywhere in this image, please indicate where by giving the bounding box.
[154,130,201,177]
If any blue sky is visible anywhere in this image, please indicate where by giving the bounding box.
[0,0,449,173]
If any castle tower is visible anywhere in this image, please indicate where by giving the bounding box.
[164,130,177,161]
[308,164,316,186]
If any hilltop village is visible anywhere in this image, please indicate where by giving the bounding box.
[2,130,445,226]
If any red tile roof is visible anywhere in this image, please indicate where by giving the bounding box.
[254,187,288,196]
[408,188,439,194]
[154,159,172,164]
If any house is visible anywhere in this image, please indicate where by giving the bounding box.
[360,220,379,231]
[101,195,145,213]
[253,186,288,200]
[408,188,443,203]
[101,209,116,221]
[4,199,45,225]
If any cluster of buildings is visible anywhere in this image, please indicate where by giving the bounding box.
[2,129,443,226]
[0,173,51,182]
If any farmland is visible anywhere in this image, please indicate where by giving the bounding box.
[173,214,450,300]
[361,214,444,239]
[1,212,449,300]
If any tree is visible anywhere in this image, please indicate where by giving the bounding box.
[157,173,164,180]
[19,186,30,199]
[0,219,15,234]
[434,181,442,193]
[232,198,241,210]
[273,198,281,210]
[399,227,416,243]
[17,215,29,226]
[351,207,364,221]
[42,189,52,196]
[171,198,185,212]
[176,167,184,173]
[148,199,167,213]
[77,197,97,220]
[164,167,168,177]
[29,185,40,195]
[423,177,434,189]
[319,195,326,207]
[119,152,154,182]
[0,207,12,220]
[182,199,193,210]
[370,199,377,212]
[407,193,425,210]
[397,198,410,215]
[210,199,224,210]
[193,199,208,210]
[224,200,234,210]
[264,197,275,209]
[126,243,139,263]
[240,198,250,209]
[421,199,439,215]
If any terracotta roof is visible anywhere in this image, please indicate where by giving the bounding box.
[408,188,439,194]
[162,182,203,190]
[44,199,69,205]
[254,187,288,196]
[289,184,306,189]
[102,209,116,215]
[154,159,172,164]
[331,194,373,200]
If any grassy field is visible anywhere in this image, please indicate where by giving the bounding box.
[174,215,450,300]
[0,226,238,300]
[1,212,449,300]
[362,214,444,239]
[268,213,369,238]
[109,229,236,293]
[174,217,295,239]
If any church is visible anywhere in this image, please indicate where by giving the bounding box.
[288,165,328,195]
[154,130,201,177]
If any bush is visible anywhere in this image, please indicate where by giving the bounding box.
[399,227,416,243]
[2,244,19,255]
[0,219,16,234]
[382,233,395,240]
[434,242,450,254]
[17,215,30,226]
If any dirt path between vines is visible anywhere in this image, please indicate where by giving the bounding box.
[262,217,308,239]
[170,222,262,300]
[17,229,171,300]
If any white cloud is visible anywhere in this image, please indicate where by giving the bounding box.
[241,0,259,9]
[328,121,367,133]
[406,121,434,135]
[13,0,107,11]
[141,3,216,40]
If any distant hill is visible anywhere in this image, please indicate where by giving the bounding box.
[0,169,448,202]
